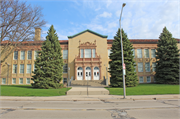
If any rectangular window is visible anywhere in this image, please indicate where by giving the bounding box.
[139,77,144,83]
[27,64,31,74]
[27,51,32,60]
[12,78,16,84]
[20,51,25,60]
[92,49,95,58]
[144,49,149,58]
[34,51,38,60]
[85,49,91,58]
[14,51,18,60]
[20,64,24,73]
[151,49,156,58]
[26,78,30,84]
[108,49,112,58]
[63,64,68,73]
[13,64,17,73]
[152,62,156,72]
[147,76,151,83]
[63,78,67,84]
[137,49,142,58]
[138,62,143,72]
[19,78,23,84]
[2,78,6,84]
[132,49,135,58]
[63,50,68,59]
[80,49,84,58]
[145,62,150,72]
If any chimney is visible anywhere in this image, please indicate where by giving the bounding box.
[34,28,41,41]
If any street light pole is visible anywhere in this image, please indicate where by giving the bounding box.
[119,3,126,99]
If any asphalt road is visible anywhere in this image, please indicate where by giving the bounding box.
[1,99,180,119]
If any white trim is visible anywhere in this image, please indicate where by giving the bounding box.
[2,78,6,84]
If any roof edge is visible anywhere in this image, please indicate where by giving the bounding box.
[67,29,108,38]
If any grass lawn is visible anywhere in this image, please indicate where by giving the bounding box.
[105,84,179,95]
[0,85,71,96]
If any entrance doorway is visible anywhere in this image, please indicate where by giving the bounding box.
[77,67,83,80]
[94,67,100,80]
[85,67,91,80]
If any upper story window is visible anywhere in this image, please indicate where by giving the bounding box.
[27,64,31,74]
[34,51,38,60]
[13,64,17,73]
[152,62,156,72]
[63,64,68,73]
[137,49,142,58]
[151,49,156,58]
[80,49,84,58]
[144,49,149,58]
[92,49,95,58]
[138,62,143,72]
[145,62,150,72]
[108,49,112,58]
[20,51,25,60]
[63,50,68,59]
[132,49,135,58]
[27,51,32,60]
[14,51,18,60]
[85,49,91,58]
[20,64,24,73]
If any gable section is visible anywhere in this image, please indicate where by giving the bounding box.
[68,29,108,38]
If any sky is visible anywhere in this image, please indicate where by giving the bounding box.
[25,0,180,40]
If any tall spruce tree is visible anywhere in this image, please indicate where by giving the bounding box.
[155,27,179,84]
[31,25,64,89]
[109,29,138,87]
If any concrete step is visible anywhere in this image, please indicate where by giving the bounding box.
[66,87,109,95]
[71,80,106,87]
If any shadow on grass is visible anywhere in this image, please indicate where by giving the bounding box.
[2,85,34,89]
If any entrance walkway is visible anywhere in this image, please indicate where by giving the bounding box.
[66,86,109,95]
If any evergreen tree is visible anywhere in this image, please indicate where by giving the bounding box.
[109,29,138,87]
[31,25,64,89]
[155,27,179,84]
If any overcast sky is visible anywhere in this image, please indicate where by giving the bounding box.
[26,0,180,40]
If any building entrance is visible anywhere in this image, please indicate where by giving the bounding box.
[94,67,100,80]
[77,67,83,80]
[85,67,91,80]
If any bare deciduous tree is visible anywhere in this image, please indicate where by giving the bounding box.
[0,0,46,63]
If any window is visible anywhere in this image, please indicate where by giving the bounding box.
[134,63,136,72]
[26,78,30,84]
[14,51,18,60]
[108,49,112,58]
[34,51,38,60]
[20,51,25,60]
[144,49,149,58]
[12,78,16,84]
[63,78,67,84]
[137,49,142,58]
[151,49,156,58]
[85,49,91,58]
[2,78,6,84]
[152,62,156,72]
[27,51,32,60]
[63,50,68,59]
[139,77,143,83]
[19,78,23,84]
[13,64,17,73]
[80,49,84,58]
[20,64,24,73]
[147,76,151,83]
[138,62,143,72]
[27,64,31,74]
[92,49,95,58]
[132,49,135,58]
[63,64,68,73]
[145,62,150,72]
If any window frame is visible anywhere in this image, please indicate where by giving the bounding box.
[2,78,6,84]
[34,50,38,60]
[19,78,23,84]
[26,78,30,84]
[144,49,149,58]
[92,49,96,58]
[152,62,156,72]
[13,64,17,73]
[63,50,68,59]
[138,62,143,72]
[27,51,32,60]
[63,64,68,73]
[80,49,84,58]
[137,49,142,58]
[139,76,144,83]
[12,78,16,84]
[147,76,151,83]
[63,78,67,84]
[14,51,18,60]
[84,49,91,58]
[20,64,24,74]
[26,64,31,74]
[145,62,150,72]
[20,51,25,60]
[151,49,156,58]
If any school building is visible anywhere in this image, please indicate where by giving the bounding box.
[1,28,179,86]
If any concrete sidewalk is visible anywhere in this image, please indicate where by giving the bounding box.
[1,94,179,102]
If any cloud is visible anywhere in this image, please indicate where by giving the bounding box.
[45,24,51,28]
[99,12,112,18]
